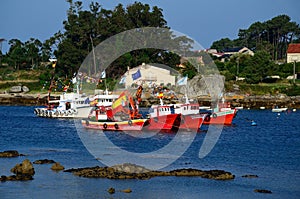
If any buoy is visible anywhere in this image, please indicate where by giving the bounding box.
[251,120,257,126]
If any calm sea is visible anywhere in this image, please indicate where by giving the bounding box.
[0,106,299,199]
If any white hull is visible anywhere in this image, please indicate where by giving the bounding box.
[272,107,288,112]
[34,106,92,118]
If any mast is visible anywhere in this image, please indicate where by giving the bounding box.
[48,58,57,107]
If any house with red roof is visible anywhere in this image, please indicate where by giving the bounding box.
[287,43,300,63]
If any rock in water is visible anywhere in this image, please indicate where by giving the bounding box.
[65,163,235,180]
[122,188,132,193]
[0,159,35,181]
[254,189,272,194]
[107,187,115,194]
[0,150,20,157]
[51,162,65,171]
[33,159,56,164]
[242,174,258,178]
[10,159,35,176]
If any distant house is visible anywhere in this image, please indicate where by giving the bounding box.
[223,47,254,56]
[287,43,300,63]
[122,63,177,88]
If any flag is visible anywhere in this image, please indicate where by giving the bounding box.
[49,58,57,68]
[177,75,187,86]
[132,69,141,80]
[119,76,126,84]
[112,91,128,115]
[101,70,106,79]
[72,77,77,84]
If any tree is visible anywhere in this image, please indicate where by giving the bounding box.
[210,38,234,52]
[242,51,275,83]
[52,0,190,80]
[24,38,42,69]
[7,39,26,70]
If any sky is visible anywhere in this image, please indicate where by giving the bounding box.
[0,0,299,53]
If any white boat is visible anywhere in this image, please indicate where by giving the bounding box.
[271,106,288,112]
[235,106,244,110]
[34,92,92,118]
[34,89,119,119]
[90,89,119,107]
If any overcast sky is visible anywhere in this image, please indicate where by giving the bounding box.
[1,0,299,53]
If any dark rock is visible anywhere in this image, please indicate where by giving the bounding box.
[107,187,115,194]
[33,159,56,164]
[51,162,65,171]
[0,159,35,181]
[254,189,272,194]
[242,174,258,178]
[122,188,132,193]
[64,163,235,180]
[0,174,33,182]
[0,150,20,157]
[11,159,35,176]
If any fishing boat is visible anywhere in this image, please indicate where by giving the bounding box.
[34,90,119,118]
[82,86,148,131]
[90,89,119,107]
[173,102,209,130]
[201,99,237,125]
[271,106,288,112]
[145,103,181,131]
[145,96,208,131]
[34,92,92,118]
[81,106,148,131]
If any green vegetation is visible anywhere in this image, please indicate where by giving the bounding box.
[211,15,300,61]
[0,1,300,95]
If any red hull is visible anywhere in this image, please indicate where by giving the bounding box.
[178,114,206,130]
[82,119,148,131]
[145,114,181,131]
[203,110,236,125]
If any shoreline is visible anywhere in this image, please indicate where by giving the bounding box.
[1,93,300,109]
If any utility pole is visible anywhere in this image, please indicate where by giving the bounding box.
[293,60,296,84]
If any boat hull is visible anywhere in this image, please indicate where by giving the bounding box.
[145,114,181,131]
[203,110,236,125]
[82,118,148,131]
[178,114,207,130]
[271,108,287,112]
[34,106,92,118]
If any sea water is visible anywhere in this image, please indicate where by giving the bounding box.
[0,106,299,199]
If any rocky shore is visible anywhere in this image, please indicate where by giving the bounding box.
[1,92,300,109]
[0,93,51,106]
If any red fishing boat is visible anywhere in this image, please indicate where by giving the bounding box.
[202,100,237,125]
[82,86,148,131]
[173,102,209,130]
[145,103,181,131]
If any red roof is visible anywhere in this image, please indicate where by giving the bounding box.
[287,43,300,53]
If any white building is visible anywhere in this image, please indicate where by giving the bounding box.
[287,43,300,63]
[122,63,177,88]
